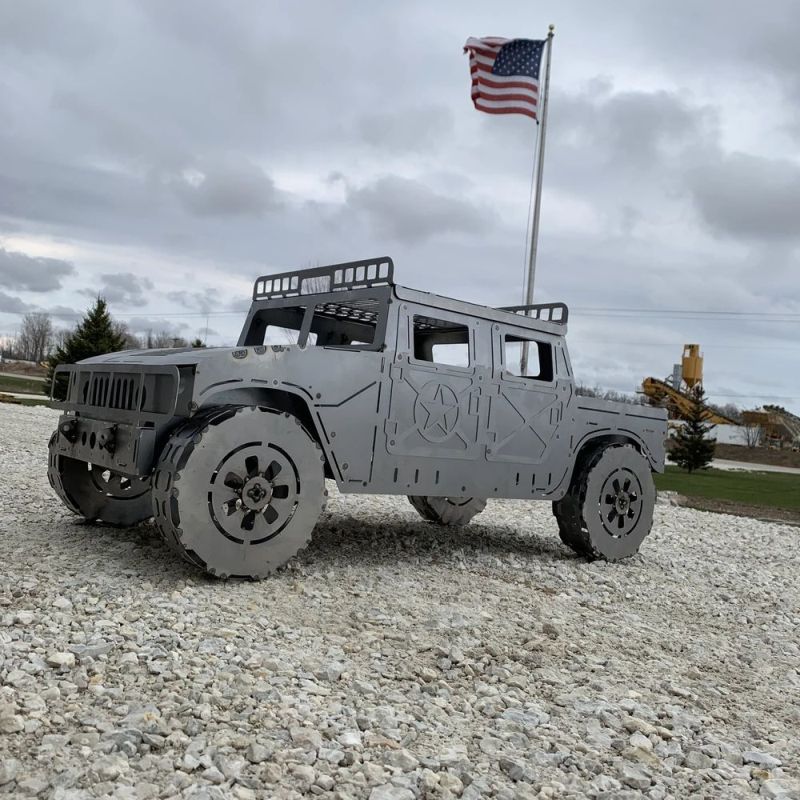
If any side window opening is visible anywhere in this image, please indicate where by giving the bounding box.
[504,334,554,381]
[413,315,470,367]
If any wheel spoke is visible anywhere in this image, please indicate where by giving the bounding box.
[272,484,290,500]
[607,509,617,522]
[623,478,631,492]
[265,460,282,481]
[241,510,256,531]
[617,514,626,529]
[245,455,259,479]
[224,471,244,490]
[263,505,279,525]
[612,478,621,494]
[604,493,615,506]
[223,500,237,517]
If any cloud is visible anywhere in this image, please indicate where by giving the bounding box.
[0,247,75,291]
[0,291,33,313]
[356,105,455,153]
[124,316,189,336]
[0,1,101,61]
[85,272,155,306]
[46,305,82,321]
[0,2,798,412]
[170,159,284,218]
[165,287,218,313]
[344,175,494,243]
[686,153,800,241]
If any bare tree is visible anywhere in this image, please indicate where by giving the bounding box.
[575,384,645,405]
[112,321,143,350]
[739,423,762,448]
[51,328,73,352]
[17,313,53,362]
[147,331,188,349]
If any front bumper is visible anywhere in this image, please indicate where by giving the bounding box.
[49,362,195,477]
[52,415,156,477]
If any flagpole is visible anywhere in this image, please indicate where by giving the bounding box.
[520,24,555,375]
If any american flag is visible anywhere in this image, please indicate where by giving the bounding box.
[463,37,546,120]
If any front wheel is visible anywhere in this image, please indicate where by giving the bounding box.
[408,495,487,526]
[48,432,153,527]
[151,406,327,579]
[553,444,655,561]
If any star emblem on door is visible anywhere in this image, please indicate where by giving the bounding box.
[414,381,460,442]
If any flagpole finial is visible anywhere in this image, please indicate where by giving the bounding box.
[548,24,555,35]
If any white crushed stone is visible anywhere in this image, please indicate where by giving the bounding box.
[1,403,799,799]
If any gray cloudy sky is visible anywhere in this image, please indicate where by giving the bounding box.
[0,1,798,412]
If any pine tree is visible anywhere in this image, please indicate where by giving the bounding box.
[44,298,127,398]
[669,385,716,473]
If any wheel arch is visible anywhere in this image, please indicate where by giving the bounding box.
[196,386,336,479]
[565,432,658,490]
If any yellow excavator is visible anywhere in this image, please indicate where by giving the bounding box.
[641,344,738,425]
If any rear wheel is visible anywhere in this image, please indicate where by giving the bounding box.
[48,432,152,526]
[553,444,655,561]
[151,406,327,579]
[408,495,487,526]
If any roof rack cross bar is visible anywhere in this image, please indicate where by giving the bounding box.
[498,302,569,325]
[253,257,394,300]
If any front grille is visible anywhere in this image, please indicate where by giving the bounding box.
[53,364,182,422]
[83,372,143,411]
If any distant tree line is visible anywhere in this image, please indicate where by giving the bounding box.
[1,307,207,364]
[40,298,208,397]
[575,383,743,422]
[575,384,648,406]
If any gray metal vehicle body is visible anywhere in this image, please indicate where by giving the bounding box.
[49,257,667,577]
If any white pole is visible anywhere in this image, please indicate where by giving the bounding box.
[520,24,555,375]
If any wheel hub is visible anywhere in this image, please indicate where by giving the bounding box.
[241,476,274,511]
[600,469,642,537]
[209,446,299,544]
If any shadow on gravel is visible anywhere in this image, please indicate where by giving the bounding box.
[306,511,571,567]
[52,506,572,584]
[60,518,206,582]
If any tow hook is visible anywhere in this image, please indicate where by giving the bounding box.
[59,419,79,444]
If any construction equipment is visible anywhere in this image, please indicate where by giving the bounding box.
[742,406,800,448]
[680,344,703,389]
[641,343,738,425]
[641,377,738,425]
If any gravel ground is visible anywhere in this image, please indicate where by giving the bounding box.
[1,404,799,800]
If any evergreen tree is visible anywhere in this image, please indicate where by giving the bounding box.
[669,385,716,473]
[44,298,126,398]
[190,338,206,348]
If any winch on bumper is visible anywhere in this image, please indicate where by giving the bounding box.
[50,363,193,477]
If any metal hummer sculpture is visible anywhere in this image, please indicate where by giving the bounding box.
[48,257,667,578]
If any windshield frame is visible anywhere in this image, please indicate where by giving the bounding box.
[237,286,391,352]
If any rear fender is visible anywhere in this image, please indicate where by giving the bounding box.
[560,432,660,494]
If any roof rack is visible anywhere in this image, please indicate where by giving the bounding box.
[498,302,569,325]
[253,257,394,300]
